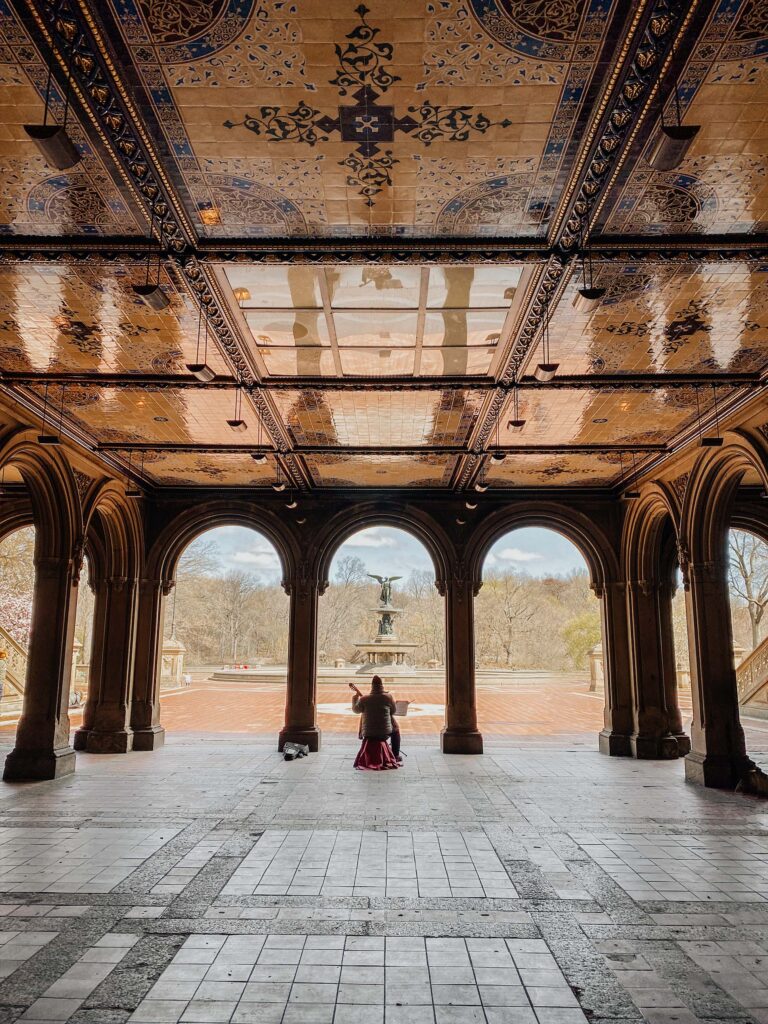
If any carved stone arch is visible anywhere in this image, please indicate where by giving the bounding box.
[314,503,453,595]
[466,502,615,594]
[147,499,298,588]
[0,427,82,561]
[621,483,680,584]
[83,479,145,581]
[681,429,768,567]
[0,496,34,543]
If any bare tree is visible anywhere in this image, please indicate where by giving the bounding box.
[728,530,768,650]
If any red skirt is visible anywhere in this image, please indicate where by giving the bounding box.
[354,739,399,771]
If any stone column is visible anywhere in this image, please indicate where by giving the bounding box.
[74,576,136,754]
[441,574,483,754]
[597,581,633,756]
[684,558,753,788]
[279,565,321,751]
[658,578,690,755]
[130,578,169,751]
[626,579,679,759]
[3,554,79,781]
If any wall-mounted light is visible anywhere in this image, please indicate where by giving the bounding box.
[646,82,700,171]
[24,28,81,169]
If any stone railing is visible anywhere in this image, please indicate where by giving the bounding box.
[736,635,768,705]
[0,625,28,697]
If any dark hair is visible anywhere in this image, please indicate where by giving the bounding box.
[371,675,384,693]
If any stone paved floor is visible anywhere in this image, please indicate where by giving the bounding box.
[0,733,767,1024]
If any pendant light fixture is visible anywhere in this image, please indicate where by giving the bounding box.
[285,493,298,510]
[24,16,81,170]
[227,378,247,432]
[251,410,268,463]
[474,458,489,493]
[124,450,143,498]
[700,384,724,447]
[572,216,605,313]
[186,298,215,381]
[619,451,640,500]
[646,79,700,171]
[490,415,505,462]
[464,499,478,510]
[272,458,286,492]
[37,382,63,445]
[534,292,558,382]
[507,384,526,432]
[132,201,169,310]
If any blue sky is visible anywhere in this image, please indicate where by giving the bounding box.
[179,524,589,583]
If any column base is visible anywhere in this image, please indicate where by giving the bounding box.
[278,727,321,752]
[3,745,76,782]
[441,728,483,755]
[674,732,691,756]
[73,728,133,754]
[684,749,754,789]
[630,733,680,760]
[131,726,166,751]
[598,729,632,756]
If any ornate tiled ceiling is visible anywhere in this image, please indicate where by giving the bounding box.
[0,0,767,492]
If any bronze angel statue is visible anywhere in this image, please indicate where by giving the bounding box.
[368,574,402,607]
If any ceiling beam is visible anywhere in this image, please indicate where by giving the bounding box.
[96,442,667,455]
[0,234,767,264]
[4,372,761,391]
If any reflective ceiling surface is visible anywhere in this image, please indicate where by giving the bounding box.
[0,0,766,491]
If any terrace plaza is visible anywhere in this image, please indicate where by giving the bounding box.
[2,0,768,1022]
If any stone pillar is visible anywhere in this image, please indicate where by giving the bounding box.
[74,576,136,754]
[684,558,753,788]
[3,554,79,781]
[441,575,483,754]
[626,579,679,759]
[658,579,690,755]
[597,581,633,756]
[279,566,321,751]
[130,578,169,751]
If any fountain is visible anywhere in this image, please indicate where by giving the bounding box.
[353,574,418,676]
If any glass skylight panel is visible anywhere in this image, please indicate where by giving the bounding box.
[244,311,331,347]
[327,266,421,308]
[224,266,321,308]
[422,310,508,347]
[427,266,523,308]
[333,310,417,347]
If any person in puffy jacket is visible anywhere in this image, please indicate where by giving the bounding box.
[349,675,401,770]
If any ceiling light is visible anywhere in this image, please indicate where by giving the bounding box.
[572,287,606,313]
[251,453,268,464]
[185,363,215,382]
[24,124,81,169]
[647,124,700,171]
[534,362,558,382]
[507,418,526,432]
[132,282,169,310]
[227,418,247,432]
[233,287,251,305]
[198,206,221,226]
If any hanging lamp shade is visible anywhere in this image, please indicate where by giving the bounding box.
[621,489,640,500]
[572,287,606,313]
[37,433,61,445]
[185,362,215,382]
[507,418,526,432]
[251,452,268,464]
[490,451,505,463]
[700,435,724,448]
[534,362,559,382]
[474,481,489,493]
[23,124,81,170]
[132,282,169,310]
[272,480,286,492]
[226,418,247,432]
[646,124,700,171]
[125,484,142,498]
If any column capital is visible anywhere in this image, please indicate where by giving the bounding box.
[282,560,324,599]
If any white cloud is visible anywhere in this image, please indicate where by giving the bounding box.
[232,550,280,569]
[496,547,543,563]
[347,531,397,549]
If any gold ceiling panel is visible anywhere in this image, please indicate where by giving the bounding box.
[39,386,265,446]
[602,2,768,235]
[545,262,768,377]
[141,451,275,487]
[499,388,730,448]
[0,264,230,376]
[99,0,621,237]
[306,453,457,488]
[486,452,621,488]
[273,388,482,448]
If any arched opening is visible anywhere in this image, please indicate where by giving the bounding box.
[157,525,289,736]
[0,523,93,742]
[316,525,446,749]
[476,526,602,743]
[727,525,768,770]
